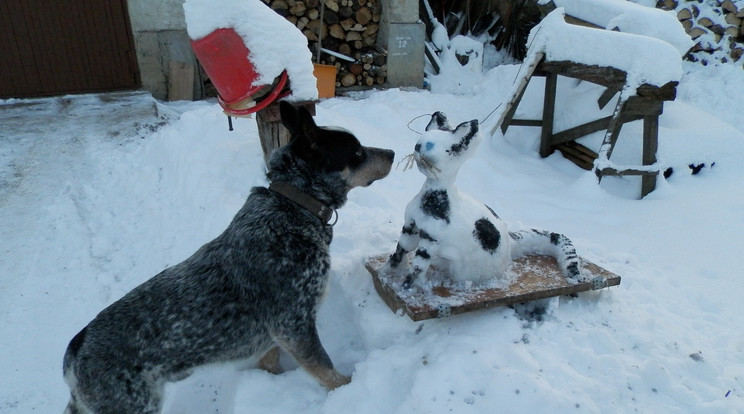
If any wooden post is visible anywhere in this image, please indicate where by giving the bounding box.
[641,114,659,198]
[540,72,557,158]
[492,51,544,136]
[255,101,316,167]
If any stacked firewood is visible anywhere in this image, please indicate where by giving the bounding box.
[262,0,387,87]
[658,0,744,64]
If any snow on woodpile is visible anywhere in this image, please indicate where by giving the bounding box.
[547,0,694,55]
[530,8,682,90]
[184,0,318,101]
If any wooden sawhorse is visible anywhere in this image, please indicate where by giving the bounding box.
[498,55,677,198]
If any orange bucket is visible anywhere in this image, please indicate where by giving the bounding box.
[313,64,337,99]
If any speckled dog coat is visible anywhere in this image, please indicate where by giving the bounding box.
[62,102,394,414]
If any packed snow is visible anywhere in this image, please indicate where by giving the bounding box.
[2,15,744,414]
[184,0,318,101]
[547,0,694,55]
[529,9,682,89]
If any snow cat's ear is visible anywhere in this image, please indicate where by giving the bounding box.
[425,111,453,131]
[280,101,319,144]
[448,120,479,155]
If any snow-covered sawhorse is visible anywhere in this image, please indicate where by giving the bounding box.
[492,7,689,198]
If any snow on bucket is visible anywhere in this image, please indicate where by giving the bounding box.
[190,28,289,116]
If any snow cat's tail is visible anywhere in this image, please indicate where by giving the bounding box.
[509,229,582,280]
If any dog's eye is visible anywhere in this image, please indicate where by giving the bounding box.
[352,149,366,165]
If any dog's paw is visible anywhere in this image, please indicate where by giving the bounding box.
[322,371,351,391]
[257,347,283,375]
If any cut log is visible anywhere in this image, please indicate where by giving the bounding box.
[341,72,357,86]
[329,24,345,39]
[356,6,372,25]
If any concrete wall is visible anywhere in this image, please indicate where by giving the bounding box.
[377,0,425,89]
[127,0,199,100]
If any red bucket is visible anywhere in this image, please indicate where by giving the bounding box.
[191,28,288,116]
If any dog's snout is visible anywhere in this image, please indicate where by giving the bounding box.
[383,149,395,163]
[414,143,421,152]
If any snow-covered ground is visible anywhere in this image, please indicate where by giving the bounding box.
[2,58,744,414]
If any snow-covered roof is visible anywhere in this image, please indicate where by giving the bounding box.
[184,0,318,101]
[529,8,682,90]
[547,0,694,55]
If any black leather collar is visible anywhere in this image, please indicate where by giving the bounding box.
[269,181,338,226]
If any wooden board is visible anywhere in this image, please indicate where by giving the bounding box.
[168,61,194,101]
[365,254,620,321]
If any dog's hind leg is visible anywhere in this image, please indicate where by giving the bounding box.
[68,370,164,414]
[258,346,283,375]
[272,324,350,390]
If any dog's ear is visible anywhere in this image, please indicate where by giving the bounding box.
[425,111,453,132]
[280,101,319,144]
[448,120,479,155]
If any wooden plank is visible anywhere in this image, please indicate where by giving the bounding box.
[168,61,195,101]
[636,81,678,101]
[508,119,543,127]
[540,72,557,157]
[492,51,545,136]
[549,112,645,147]
[641,115,659,198]
[563,14,605,29]
[539,60,626,89]
[555,141,597,170]
[597,86,620,110]
[365,254,621,321]
[597,166,658,176]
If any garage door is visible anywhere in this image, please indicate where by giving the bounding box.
[0,0,140,98]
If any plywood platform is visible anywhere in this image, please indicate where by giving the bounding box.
[365,254,620,321]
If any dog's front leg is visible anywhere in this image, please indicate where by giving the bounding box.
[258,346,283,375]
[272,325,350,390]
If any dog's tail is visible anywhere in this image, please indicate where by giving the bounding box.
[509,229,581,280]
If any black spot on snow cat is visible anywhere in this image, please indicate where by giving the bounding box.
[421,189,450,223]
[473,218,500,253]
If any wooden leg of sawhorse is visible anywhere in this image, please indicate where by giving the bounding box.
[540,73,557,158]
[641,114,659,198]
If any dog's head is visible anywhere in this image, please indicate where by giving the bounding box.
[414,112,480,182]
[278,101,395,189]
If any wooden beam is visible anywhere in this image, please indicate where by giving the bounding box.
[555,141,597,170]
[597,86,620,110]
[493,51,545,135]
[641,115,660,198]
[597,166,658,176]
[636,81,678,101]
[539,60,626,89]
[540,72,557,157]
[509,119,543,127]
[549,113,644,146]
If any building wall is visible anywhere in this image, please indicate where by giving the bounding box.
[126,0,198,100]
[125,0,423,100]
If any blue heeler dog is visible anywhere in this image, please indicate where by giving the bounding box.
[63,101,395,414]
